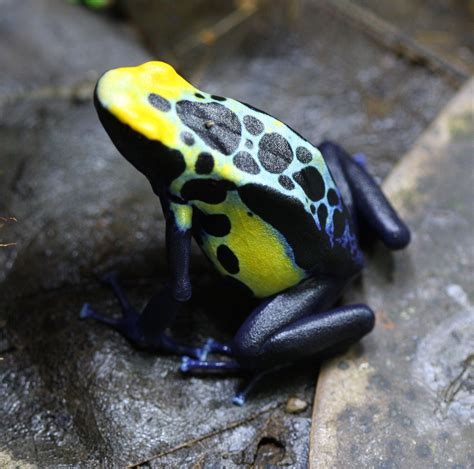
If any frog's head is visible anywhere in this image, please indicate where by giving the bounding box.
[94,61,196,189]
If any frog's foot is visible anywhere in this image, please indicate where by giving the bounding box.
[179,356,283,405]
[80,271,144,343]
[80,272,202,358]
[179,356,241,373]
[233,366,285,406]
[196,337,232,361]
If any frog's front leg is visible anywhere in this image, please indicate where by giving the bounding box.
[181,277,375,401]
[80,196,200,357]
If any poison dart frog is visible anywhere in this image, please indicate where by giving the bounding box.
[81,61,410,404]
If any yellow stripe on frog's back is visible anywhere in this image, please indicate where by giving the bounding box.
[195,194,305,298]
[96,61,196,148]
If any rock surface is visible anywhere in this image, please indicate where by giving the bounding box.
[311,78,474,468]
[0,0,462,466]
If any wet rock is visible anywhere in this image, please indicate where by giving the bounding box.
[311,78,474,468]
[125,0,456,180]
[0,0,461,466]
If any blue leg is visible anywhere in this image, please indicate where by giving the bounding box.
[102,271,135,315]
[80,300,144,345]
[80,273,202,357]
[232,366,286,406]
[179,278,375,404]
[319,140,410,250]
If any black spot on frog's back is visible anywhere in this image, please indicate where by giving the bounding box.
[293,167,325,201]
[243,115,264,136]
[258,133,293,173]
[195,152,214,174]
[318,204,328,230]
[296,146,312,164]
[233,151,260,175]
[176,100,241,155]
[181,178,236,204]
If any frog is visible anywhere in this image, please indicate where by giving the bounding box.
[81,61,410,404]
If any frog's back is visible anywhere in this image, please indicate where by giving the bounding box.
[170,94,364,297]
[94,62,363,298]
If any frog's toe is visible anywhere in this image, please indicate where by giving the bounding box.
[80,302,125,327]
[80,301,145,344]
[196,337,232,361]
[232,393,246,406]
[100,271,137,316]
[80,303,92,319]
[179,356,241,373]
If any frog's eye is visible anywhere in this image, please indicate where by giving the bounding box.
[176,101,242,156]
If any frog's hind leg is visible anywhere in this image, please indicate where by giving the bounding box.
[318,140,410,250]
[231,279,375,370]
[181,277,375,402]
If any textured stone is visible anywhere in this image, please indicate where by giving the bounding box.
[0,0,462,466]
[310,78,474,468]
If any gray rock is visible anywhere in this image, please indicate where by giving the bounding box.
[311,78,474,469]
[0,0,460,466]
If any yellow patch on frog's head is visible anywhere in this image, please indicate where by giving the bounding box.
[95,61,196,147]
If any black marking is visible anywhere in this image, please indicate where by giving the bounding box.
[296,146,312,164]
[176,100,241,155]
[148,93,171,112]
[233,151,260,175]
[181,131,195,146]
[247,212,253,217]
[240,101,272,118]
[258,133,293,174]
[318,204,328,230]
[310,204,316,214]
[239,183,359,275]
[293,167,325,201]
[327,188,339,206]
[194,208,231,237]
[195,152,214,174]
[204,214,231,237]
[94,91,185,186]
[195,93,205,99]
[168,193,186,204]
[333,210,346,237]
[243,115,264,136]
[181,179,236,204]
[238,184,322,270]
[211,95,226,102]
[245,139,253,149]
[278,175,295,190]
[217,245,239,274]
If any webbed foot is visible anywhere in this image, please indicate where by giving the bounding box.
[179,355,283,405]
[80,272,202,357]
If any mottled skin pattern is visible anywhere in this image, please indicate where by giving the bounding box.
[81,62,410,404]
